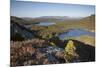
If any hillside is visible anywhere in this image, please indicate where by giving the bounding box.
[11,39,95,66]
[23,16,81,23]
[10,15,95,66]
[11,16,36,25]
[11,20,37,41]
[54,15,95,31]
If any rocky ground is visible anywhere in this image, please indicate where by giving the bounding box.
[10,39,95,67]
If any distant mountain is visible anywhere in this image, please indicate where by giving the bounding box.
[12,15,94,23]
[22,17,35,22]
[11,15,95,31]
[23,16,81,22]
[62,14,95,31]
[36,16,71,19]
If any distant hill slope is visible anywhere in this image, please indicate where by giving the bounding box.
[11,15,95,36]
[30,15,95,31]
[11,20,36,41]
[11,16,32,25]
[56,15,95,31]
[78,15,95,30]
[23,16,81,22]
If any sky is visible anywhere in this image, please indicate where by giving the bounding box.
[11,1,95,18]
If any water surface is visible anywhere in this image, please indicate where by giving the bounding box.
[59,29,95,40]
[36,22,55,26]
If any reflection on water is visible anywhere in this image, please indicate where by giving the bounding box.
[36,22,55,26]
[59,29,95,40]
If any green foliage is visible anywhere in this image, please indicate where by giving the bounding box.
[50,42,56,46]
[46,34,52,39]
[65,40,75,55]
[64,40,77,62]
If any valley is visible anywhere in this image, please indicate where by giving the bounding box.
[10,15,95,66]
